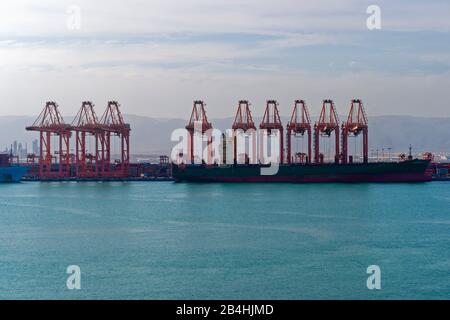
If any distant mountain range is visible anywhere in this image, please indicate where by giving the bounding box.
[1,114,449,156]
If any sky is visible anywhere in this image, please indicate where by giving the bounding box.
[0,0,449,119]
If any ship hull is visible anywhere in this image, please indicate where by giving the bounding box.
[0,166,30,182]
[172,160,432,183]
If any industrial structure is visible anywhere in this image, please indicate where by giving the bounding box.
[259,100,284,164]
[286,100,312,164]
[100,101,131,177]
[314,99,340,164]
[174,98,433,183]
[341,99,369,164]
[26,100,131,180]
[185,100,212,164]
[17,95,446,184]
[72,101,102,177]
[25,102,72,178]
[182,98,371,165]
[24,97,439,183]
[232,100,256,164]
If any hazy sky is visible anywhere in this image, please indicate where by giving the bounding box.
[0,0,449,119]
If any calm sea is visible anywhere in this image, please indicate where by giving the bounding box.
[0,181,449,299]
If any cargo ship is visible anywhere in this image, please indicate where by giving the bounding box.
[172,159,432,183]
[172,99,432,183]
[0,154,29,182]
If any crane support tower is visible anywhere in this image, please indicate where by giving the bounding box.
[314,99,340,164]
[286,100,312,164]
[259,100,284,164]
[100,101,131,177]
[232,100,256,164]
[185,100,213,164]
[71,101,104,177]
[341,99,368,164]
[26,101,72,178]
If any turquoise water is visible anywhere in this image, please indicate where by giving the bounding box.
[0,181,449,299]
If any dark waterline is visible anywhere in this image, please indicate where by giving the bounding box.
[0,181,449,299]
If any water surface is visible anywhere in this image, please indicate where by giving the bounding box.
[0,181,449,299]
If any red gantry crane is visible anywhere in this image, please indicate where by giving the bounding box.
[26,101,72,178]
[232,100,256,164]
[286,100,312,164]
[259,100,284,164]
[314,99,340,164]
[185,100,212,164]
[341,99,368,164]
[71,101,104,177]
[100,101,131,177]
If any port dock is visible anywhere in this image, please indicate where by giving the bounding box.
[21,99,449,182]
[24,101,171,182]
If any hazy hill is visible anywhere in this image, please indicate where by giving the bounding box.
[1,114,449,155]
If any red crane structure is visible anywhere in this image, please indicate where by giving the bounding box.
[26,101,72,178]
[100,101,131,177]
[341,99,368,164]
[286,100,312,164]
[185,100,212,164]
[232,100,256,164]
[71,101,104,177]
[314,99,340,164]
[259,100,284,164]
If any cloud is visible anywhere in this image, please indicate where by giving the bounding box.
[2,62,450,119]
[0,0,449,119]
[0,0,449,37]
